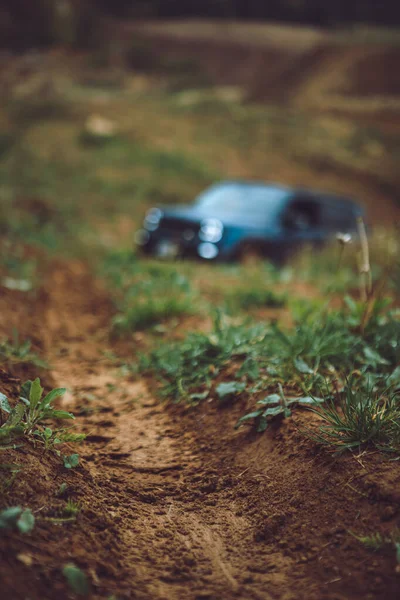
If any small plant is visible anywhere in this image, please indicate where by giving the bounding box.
[63,454,80,469]
[0,378,74,443]
[236,385,324,432]
[64,499,81,517]
[34,427,86,450]
[106,261,200,333]
[216,381,246,403]
[139,312,266,401]
[0,335,46,368]
[19,379,74,435]
[309,383,400,453]
[63,563,90,596]
[351,529,400,568]
[226,287,287,312]
[0,507,35,534]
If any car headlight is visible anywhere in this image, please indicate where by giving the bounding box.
[199,218,224,243]
[144,208,163,231]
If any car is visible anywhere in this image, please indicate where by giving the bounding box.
[134,180,365,263]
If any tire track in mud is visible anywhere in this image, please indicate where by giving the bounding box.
[43,261,295,600]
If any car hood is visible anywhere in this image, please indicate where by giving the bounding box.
[160,205,272,230]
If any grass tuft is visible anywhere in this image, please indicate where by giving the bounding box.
[309,382,400,453]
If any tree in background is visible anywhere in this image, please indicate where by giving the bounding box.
[1,0,400,51]
[0,0,99,50]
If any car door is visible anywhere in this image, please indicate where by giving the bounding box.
[281,194,325,247]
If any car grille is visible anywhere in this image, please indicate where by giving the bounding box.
[159,217,200,240]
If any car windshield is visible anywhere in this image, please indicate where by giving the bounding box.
[195,183,289,225]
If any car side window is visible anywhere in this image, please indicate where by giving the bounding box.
[282,197,320,231]
[321,203,357,231]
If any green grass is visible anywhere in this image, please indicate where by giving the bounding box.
[102,251,202,333]
[138,292,400,437]
[0,335,47,369]
[308,383,400,453]
[138,311,264,402]
[225,286,288,311]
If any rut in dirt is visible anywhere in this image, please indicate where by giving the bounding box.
[37,261,400,600]
[43,262,293,600]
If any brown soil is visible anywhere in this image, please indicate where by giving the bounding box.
[121,20,400,121]
[1,259,400,599]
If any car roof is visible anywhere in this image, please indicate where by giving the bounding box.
[216,180,363,213]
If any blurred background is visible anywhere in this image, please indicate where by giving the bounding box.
[0,0,400,254]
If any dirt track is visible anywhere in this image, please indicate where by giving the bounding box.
[1,260,399,599]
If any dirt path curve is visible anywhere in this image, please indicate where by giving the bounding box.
[39,261,399,600]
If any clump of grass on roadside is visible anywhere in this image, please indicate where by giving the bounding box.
[139,311,264,401]
[102,251,202,333]
[225,286,288,312]
[139,289,400,432]
[308,382,400,453]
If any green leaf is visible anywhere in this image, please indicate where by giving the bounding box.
[17,509,35,533]
[294,358,314,374]
[263,406,284,418]
[257,416,268,432]
[29,378,43,409]
[234,410,263,429]
[257,394,280,406]
[189,391,209,401]
[344,295,358,314]
[63,563,90,596]
[216,381,246,401]
[40,388,66,408]
[237,357,260,381]
[0,506,22,529]
[20,380,32,401]
[63,454,80,469]
[363,347,390,366]
[388,366,400,386]
[287,396,324,406]
[5,403,25,428]
[0,393,11,414]
[48,410,75,420]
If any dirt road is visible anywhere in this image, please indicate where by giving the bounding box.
[1,260,399,600]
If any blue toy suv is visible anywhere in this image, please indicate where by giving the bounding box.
[135,180,364,263]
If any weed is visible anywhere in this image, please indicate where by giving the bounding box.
[64,499,81,517]
[139,312,266,401]
[216,381,246,403]
[63,563,90,596]
[33,426,85,450]
[63,454,80,469]
[19,379,73,435]
[236,385,324,432]
[140,293,400,431]
[104,255,201,333]
[309,382,400,453]
[351,529,400,567]
[0,378,74,444]
[56,483,68,497]
[0,335,47,369]
[0,507,35,534]
[226,287,287,312]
